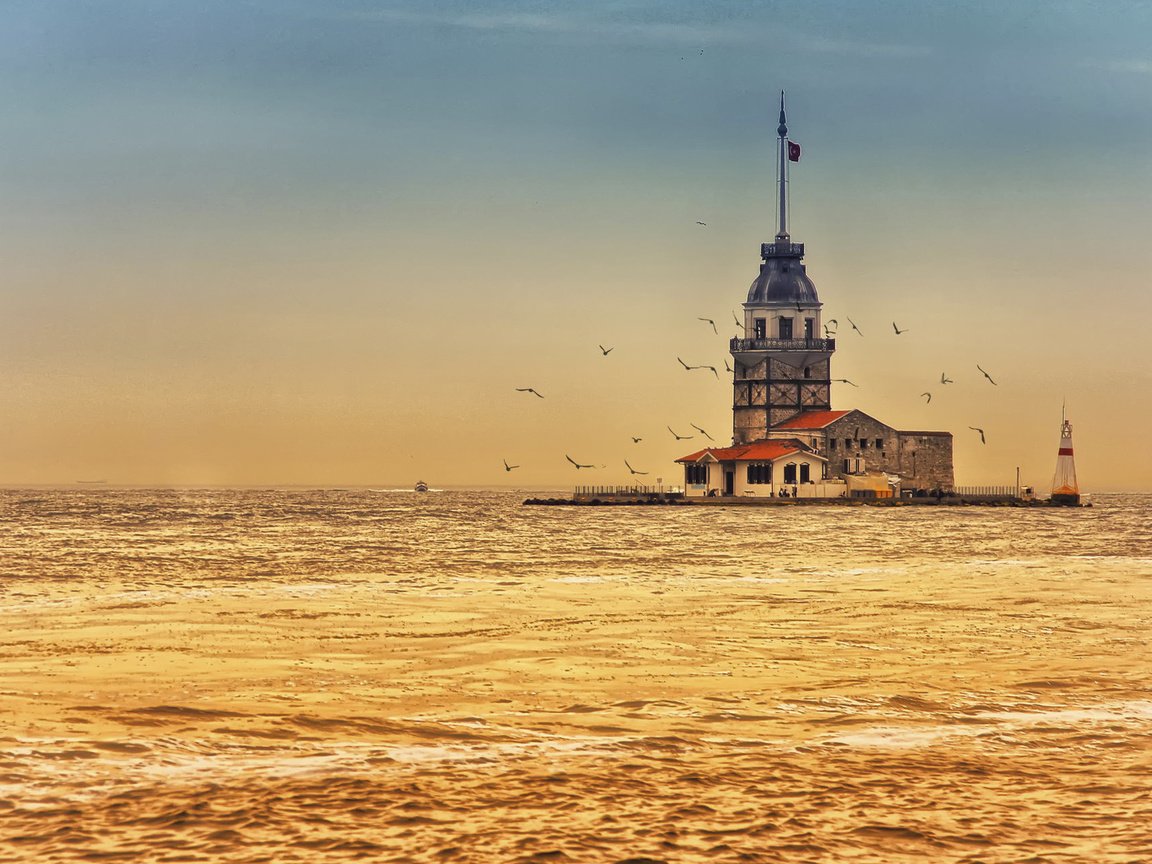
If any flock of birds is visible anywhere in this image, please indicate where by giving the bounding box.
[506,299,1002,476]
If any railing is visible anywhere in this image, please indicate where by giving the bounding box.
[952,485,1019,498]
[573,485,683,498]
[730,337,835,352]
[761,242,804,257]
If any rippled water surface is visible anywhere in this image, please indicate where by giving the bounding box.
[1,488,1150,862]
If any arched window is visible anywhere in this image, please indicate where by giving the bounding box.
[783,463,797,484]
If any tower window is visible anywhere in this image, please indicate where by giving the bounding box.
[754,318,766,339]
[779,318,793,340]
[803,366,811,378]
[804,318,814,340]
[875,438,884,449]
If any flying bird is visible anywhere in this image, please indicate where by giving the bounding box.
[833,378,859,387]
[892,321,909,335]
[503,459,519,472]
[941,373,954,385]
[696,221,707,227]
[921,392,932,403]
[697,317,718,334]
[826,318,839,330]
[690,424,714,441]
[977,364,997,385]
[732,310,743,327]
[968,426,986,445]
[631,436,643,443]
[677,357,692,370]
[700,365,719,379]
[667,426,694,441]
[598,344,613,355]
[847,317,864,336]
[823,324,836,338]
[625,460,649,476]
[724,359,733,373]
[565,454,596,469]
[516,387,544,398]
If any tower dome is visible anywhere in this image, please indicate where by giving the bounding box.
[746,251,819,305]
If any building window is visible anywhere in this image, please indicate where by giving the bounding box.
[783,463,797,484]
[754,318,766,339]
[685,464,708,485]
[861,439,869,449]
[875,438,884,449]
[746,463,772,485]
[800,463,811,483]
[844,438,852,449]
[830,439,837,450]
[804,318,814,340]
[779,317,793,340]
[803,366,811,378]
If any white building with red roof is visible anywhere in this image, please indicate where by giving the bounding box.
[676,95,954,498]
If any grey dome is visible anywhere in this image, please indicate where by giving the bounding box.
[747,257,819,305]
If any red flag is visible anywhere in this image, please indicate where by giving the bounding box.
[787,141,801,162]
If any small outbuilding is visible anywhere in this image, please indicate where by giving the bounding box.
[676,439,845,499]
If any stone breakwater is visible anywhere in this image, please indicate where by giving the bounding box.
[524,495,1084,507]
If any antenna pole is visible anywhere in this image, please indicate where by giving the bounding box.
[777,90,788,240]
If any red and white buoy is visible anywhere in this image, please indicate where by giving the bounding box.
[1050,409,1080,506]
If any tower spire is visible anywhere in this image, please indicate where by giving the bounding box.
[777,90,789,241]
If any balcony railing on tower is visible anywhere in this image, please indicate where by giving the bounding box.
[730,337,836,352]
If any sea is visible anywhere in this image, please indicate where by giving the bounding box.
[1,487,1149,863]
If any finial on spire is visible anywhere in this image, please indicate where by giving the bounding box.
[777,90,788,138]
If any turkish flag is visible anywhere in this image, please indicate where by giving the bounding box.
[787,141,801,162]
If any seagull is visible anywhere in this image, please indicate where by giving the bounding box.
[794,300,804,313]
[516,387,544,398]
[969,426,986,445]
[823,324,836,338]
[667,426,694,441]
[697,317,718,334]
[977,364,997,385]
[833,378,859,387]
[503,459,519,472]
[598,345,613,356]
[695,221,707,227]
[826,318,839,330]
[625,460,649,476]
[892,321,909,335]
[732,310,743,327]
[690,423,714,441]
[921,392,932,403]
[724,359,733,373]
[565,454,596,469]
[940,373,954,385]
[847,317,863,336]
[679,358,717,378]
[631,436,643,443]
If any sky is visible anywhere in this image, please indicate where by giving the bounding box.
[1,0,1150,489]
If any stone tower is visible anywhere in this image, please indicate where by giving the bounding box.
[731,93,835,444]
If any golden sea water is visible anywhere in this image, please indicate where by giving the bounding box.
[1,488,1150,863]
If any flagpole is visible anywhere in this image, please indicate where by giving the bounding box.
[777,90,788,241]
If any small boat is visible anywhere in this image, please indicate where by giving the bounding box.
[414,480,429,493]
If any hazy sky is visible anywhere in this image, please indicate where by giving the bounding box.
[2,1,1150,489]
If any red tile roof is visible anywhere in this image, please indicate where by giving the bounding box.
[772,409,851,430]
[677,439,820,464]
